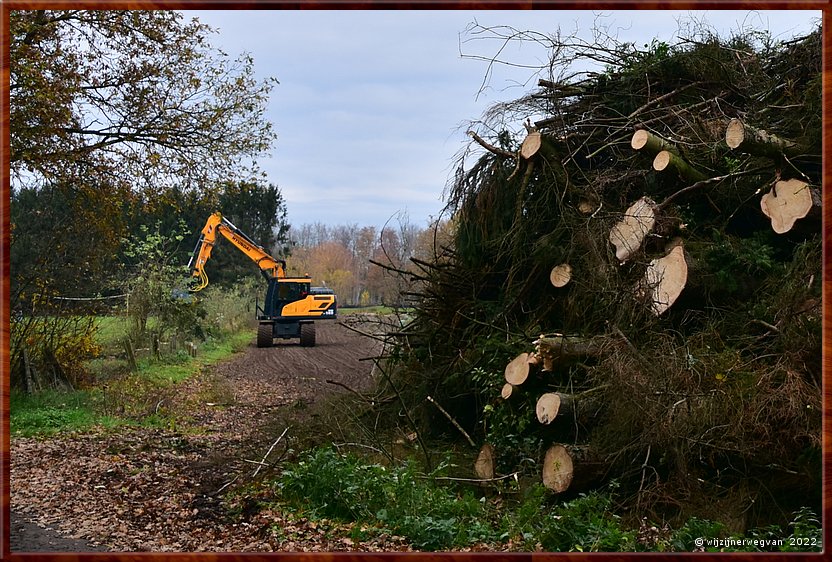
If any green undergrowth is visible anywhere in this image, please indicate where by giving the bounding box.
[132,328,254,384]
[11,327,254,437]
[251,446,822,552]
[10,389,121,437]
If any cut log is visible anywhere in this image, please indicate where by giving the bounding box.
[520,131,542,159]
[542,444,574,493]
[609,197,658,264]
[760,178,821,234]
[725,118,804,158]
[536,392,575,424]
[549,263,572,288]
[501,383,514,399]
[577,199,597,214]
[504,352,531,385]
[630,129,677,156]
[535,334,606,360]
[652,150,707,183]
[641,243,688,316]
[474,443,496,480]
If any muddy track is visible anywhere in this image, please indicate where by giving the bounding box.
[11,320,389,552]
[215,318,380,408]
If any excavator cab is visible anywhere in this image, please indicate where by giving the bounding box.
[257,277,337,347]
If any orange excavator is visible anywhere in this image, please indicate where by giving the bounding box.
[188,212,337,347]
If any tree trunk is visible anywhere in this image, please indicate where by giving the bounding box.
[760,178,821,234]
[504,352,532,385]
[519,130,560,163]
[474,443,496,480]
[535,334,606,361]
[653,150,707,182]
[501,383,514,399]
[536,392,575,424]
[542,444,606,493]
[609,196,658,264]
[520,131,542,159]
[124,339,137,371]
[639,241,688,316]
[549,263,572,288]
[22,347,35,394]
[577,199,598,215]
[631,129,678,156]
[542,444,572,492]
[725,118,804,158]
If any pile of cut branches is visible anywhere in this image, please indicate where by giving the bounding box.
[383,25,821,529]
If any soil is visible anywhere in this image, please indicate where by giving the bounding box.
[10,319,404,553]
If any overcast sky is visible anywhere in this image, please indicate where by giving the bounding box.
[186,10,821,230]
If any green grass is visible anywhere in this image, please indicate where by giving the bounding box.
[10,389,122,437]
[93,316,130,350]
[93,316,161,351]
[135,329,254,384]
[11,325,255,437]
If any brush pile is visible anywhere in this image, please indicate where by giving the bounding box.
[385,26,822,528]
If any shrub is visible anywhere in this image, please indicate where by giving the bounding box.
[536,488,636,552]
[275,448,498,550]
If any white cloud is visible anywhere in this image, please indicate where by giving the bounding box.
[187,9,820,228]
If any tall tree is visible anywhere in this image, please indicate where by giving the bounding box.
[10,10,277,195]
[9,10,278,389]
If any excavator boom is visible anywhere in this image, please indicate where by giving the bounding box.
[188,212,285,291]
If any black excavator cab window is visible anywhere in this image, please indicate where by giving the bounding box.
[276,281,310,303]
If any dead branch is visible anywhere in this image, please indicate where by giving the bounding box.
[427,395,476,447]
[252,426,290,477]
[467,130,516,159]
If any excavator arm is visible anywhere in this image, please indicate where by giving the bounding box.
[188,212,286,292]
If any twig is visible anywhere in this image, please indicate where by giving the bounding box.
[751,319,781,334]
[417,472,520,484]
[338,320,391,343]
[252,426,290,477]
[628,81,704,119]
[638,444,652,493]
[325,379,373,403]
[467,130,516,159]
[658,167,768,211]
[334,442,384,455]
[375,360,432,471]
[368,258,428,281]
[212,474,239,496]
[426,395,476,447]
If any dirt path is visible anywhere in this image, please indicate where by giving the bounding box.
[10,320,406,553]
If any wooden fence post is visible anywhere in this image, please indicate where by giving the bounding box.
[124,339,137,371]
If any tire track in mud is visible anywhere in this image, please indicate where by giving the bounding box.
[212,319,382,409]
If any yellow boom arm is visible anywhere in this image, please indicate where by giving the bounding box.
[188,212,286,292]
